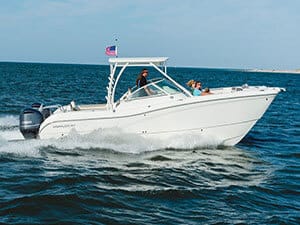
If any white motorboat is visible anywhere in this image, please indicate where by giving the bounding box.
[19,57,285,146]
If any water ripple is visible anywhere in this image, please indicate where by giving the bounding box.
[0,63,299,224]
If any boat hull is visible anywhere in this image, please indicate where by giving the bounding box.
[38,89,279,146]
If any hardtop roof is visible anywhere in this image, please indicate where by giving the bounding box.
[108,57,168,67]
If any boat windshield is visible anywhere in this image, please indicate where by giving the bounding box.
[154,79,182,94]
[126,78,183,101]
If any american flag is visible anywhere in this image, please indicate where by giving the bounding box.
[105,45,117,56]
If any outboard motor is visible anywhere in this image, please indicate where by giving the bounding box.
[19,103,51,139]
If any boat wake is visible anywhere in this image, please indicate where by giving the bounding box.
[0,115,269,189]
[0,114,222,157]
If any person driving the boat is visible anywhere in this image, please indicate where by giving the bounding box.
[136,68,148,87]
[136,68,153,96]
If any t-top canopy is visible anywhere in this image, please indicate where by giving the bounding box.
[108,57,168,67]
[106,56,192,110]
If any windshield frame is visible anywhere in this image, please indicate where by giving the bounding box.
[108,58,193,110]
[124,78,184,101]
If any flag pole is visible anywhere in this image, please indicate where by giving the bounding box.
[115,38,118,58]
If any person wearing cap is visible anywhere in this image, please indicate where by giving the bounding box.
[136,68,153,96]
[136,68,149,88]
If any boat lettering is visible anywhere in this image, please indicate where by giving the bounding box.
[53,124,75,129]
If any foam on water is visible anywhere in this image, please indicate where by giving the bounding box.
[0,113,223,156]
[52,128,222,153]
[0,114,19,129]
[0,113,222,157]
[0,138,41,158]
[0,116,265,189]
[0,129,23,141]
[0,115,23,141]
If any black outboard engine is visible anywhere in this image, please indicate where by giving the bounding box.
[19,103,51,139]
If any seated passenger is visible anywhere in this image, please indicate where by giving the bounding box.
[201,87,212,96]
[186,79,196,94]
[193,81,202,96]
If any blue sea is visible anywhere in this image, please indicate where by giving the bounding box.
[0,62,299,224]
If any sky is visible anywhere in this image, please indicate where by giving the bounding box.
[0,0,299,69]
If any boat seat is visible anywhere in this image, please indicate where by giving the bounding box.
[70,100,79,111]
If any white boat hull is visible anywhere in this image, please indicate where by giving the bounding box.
[38,87,280,146]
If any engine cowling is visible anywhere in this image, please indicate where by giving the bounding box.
[19,103,51,139]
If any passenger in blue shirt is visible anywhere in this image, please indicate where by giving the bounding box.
[193,81,202,96]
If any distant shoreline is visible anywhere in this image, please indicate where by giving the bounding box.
[246,69,300,74]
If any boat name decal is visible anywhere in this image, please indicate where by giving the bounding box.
[53,124,75,129]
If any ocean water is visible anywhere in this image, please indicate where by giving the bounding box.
[0,62,299,224]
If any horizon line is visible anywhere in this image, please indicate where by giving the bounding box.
[0,60,299,73]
